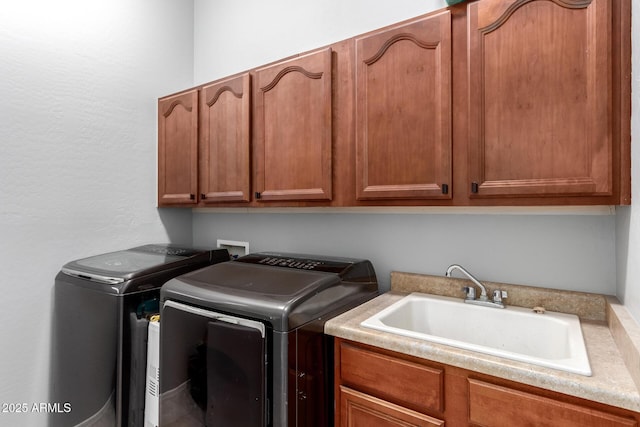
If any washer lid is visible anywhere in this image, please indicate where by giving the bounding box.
[61,244,209,284]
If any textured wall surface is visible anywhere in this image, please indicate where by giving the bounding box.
[0,1,193,425]
[193,211,617,294]
[194,0,448,84]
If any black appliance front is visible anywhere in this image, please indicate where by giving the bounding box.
[159,252,379,427]
[160,301,267,427]
[49,244,230,427]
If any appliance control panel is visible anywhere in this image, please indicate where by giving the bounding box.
[133,244,202,257]
[235,253,353,274]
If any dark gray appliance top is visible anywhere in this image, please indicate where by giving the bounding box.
[161,252,378,331]
[60,244,221,286]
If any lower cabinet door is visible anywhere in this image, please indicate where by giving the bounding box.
[339,386,444,427]
[468,379,637,427]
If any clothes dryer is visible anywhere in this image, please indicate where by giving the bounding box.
[159,252,379,427]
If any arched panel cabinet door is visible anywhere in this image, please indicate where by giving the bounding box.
[199,73,251,203]
[467,0,613,199]
[158,89,199,206]
[253,48,333,202]
[355,10,452,201]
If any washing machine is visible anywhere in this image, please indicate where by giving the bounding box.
[159,252,379,427]
[49,244,230,427]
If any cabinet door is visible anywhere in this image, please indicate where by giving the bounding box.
[339,340,443,414]
[200,74,251,203]
[158,90,199,206]
[356,11,452,200]
[254,48,332,201]
[339,386,444,427]
[467,0,612,198]
[469,379,637,427]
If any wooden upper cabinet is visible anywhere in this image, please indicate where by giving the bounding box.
[467,0,613,199]
[158,90,199,206]
[199,74,251,203]
[157,0,629,208]
[356,11,452,201]
[253,48,333,202]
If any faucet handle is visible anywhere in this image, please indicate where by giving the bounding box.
[462,286,476,300]
[492,289,507,303]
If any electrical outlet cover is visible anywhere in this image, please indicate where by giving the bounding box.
[216,239,250,259]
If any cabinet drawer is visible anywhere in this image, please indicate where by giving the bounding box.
[468,379,637,427]
[339,386,444,427]
[339,342,443,413]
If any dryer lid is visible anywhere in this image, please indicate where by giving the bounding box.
[161,252,378,331]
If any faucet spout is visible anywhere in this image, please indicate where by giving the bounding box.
[445,264,489,301]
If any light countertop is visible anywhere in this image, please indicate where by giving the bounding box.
[325,273,640,413]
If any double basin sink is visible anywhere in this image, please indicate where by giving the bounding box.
[361,292,591,376]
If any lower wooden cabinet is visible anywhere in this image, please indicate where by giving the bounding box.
[334,339,639,427]
[468,379,636,427]
[339,339,443,414]
[339,386,444,427]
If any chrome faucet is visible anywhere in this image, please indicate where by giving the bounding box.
[445,264,505,308]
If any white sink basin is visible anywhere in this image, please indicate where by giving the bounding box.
[361,292,591,376]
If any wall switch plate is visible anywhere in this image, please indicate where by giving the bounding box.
[216,239,250,259]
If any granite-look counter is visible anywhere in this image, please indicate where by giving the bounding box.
[325,273,640,413]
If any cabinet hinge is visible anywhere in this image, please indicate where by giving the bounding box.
[200,193,207,200]
[189,194,195,200]
[441,184,449,195]
[471,182,479,194]
[255,192,262,199]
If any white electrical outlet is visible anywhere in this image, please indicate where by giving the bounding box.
[216,239,250,259]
